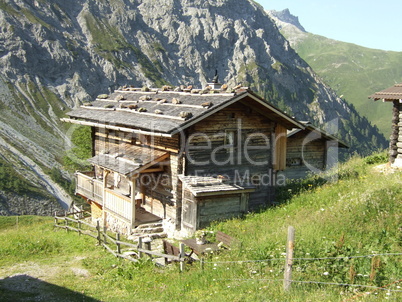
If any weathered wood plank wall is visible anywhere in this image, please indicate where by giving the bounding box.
[283,131,326,179]
[185,102,275,209]
[197,195,241,229]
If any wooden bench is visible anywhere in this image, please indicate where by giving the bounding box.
[162,240,181,264]
[216,231,240,249]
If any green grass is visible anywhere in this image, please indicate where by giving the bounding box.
[0,216,97,267]
[1,153,401,301]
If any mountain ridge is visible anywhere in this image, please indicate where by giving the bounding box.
[268,8,402,137]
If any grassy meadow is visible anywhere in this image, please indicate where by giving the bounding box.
[0,153,401,301]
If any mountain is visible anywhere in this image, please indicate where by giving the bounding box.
[269,9,306,33]
[0,0,387,211]
[268,8,402,137]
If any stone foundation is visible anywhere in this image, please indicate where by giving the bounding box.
[105,212,131,235]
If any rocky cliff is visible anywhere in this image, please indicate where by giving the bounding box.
[0,0,387,213]
[268,9,306,33]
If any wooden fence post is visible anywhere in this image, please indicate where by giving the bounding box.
[200,258,205,270]
[103,226,108,246]
[138,237,143,258]
[65,217,68,232]
[78,219,82,236]
[116,232,121,254]
[284,226,295,291]
[96,220,102,246]
[179,243,185,272]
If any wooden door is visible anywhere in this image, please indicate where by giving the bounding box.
[181,195,197,233]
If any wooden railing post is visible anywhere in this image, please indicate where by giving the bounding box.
[284,226,295,291]
[143,238,152,255]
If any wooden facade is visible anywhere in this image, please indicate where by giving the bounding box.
[185,100,276,210]
[369,83,402,167]
[282,123,347,179]
[65,86,310,236]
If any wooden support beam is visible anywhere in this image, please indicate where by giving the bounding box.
[140,167,164,173]
[102,170,109,227]
[129,176,137,229]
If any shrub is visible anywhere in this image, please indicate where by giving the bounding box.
[363,151,388,165]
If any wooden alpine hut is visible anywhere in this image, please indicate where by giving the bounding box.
[369,83,402,167]
[63,84,306,236]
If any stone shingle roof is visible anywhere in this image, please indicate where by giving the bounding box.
[88,145,168,176]
[64,87,305,136]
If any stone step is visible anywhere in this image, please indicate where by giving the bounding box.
[135,222,163,229]
[133,227,164,234]
[128,232,168,242]
[147,232,168,240]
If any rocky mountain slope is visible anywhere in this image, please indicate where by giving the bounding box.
[268,8,402,137]
[0,0,387,213]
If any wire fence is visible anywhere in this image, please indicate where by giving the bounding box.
[209,277,402,292]
[192,227,401,298]
[54,213,401,298]
[200,252,402,264]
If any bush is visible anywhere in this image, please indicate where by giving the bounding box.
[363,151,388,165]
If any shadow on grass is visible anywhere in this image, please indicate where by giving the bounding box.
[0,274,99,302]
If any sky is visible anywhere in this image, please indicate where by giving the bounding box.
[257,0,402,52]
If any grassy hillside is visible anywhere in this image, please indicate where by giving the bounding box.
[1,153,401,301]
[290,32,402,137]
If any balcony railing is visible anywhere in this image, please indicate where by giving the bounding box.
[75,171,103,205]
[75,171,133,224]
[104,189,132,223]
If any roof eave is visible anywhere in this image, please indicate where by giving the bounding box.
[61,117,173,138]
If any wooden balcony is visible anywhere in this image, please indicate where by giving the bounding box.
[75,171,134,225]
[75,171,103,205]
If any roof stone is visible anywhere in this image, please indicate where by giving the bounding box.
[66,86,304,135]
